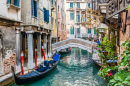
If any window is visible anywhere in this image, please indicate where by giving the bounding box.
[43,8,49,23]
[32,0,37,17]
[76,15,80,22]
[7,0,20,7]
[77,3,80,8]
[77,28,80,33]
[94,28,97,35]
[70,3,73,8]
[58,6,59,13]
[51,0,53,5]
[88,29,91,33]
[70,27,74,34]
[70,12,74,20]
[88,3,90,8]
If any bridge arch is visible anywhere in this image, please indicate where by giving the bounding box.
[52,38,97,53]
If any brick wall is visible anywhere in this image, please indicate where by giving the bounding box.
[4,54,16,74]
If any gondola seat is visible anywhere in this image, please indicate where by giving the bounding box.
[20,71,39,77]
[50,60,54,66]
[53,54,60,61]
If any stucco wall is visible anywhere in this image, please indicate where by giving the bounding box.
[0,0,21,21]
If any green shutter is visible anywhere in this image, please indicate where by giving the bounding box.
[32,0,34,16]
[7,0,10,4]
[88,29,91,33]
[70,13,74,20]
[70,27,74,34]
[34,1,37,17]
[70,3,73,8]
[94,28,96,35]
[14,0,19,7]
[77,3,80,8]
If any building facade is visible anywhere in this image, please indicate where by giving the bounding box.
[0,0,21,75]
[98,0,130,63]
[57,0,67,41]
[21,0,52,70]
[51,0,58,44]
[65,0,97,39]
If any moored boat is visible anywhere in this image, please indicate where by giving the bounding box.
[11,53,60,85]
[59,47,72,55]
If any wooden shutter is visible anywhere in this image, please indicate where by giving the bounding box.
[94,28,96,35]
[31,0,34,17]
[70,3,73,8]
[7,0,11,4]
[14,0,19,7]
[34,1,37,17]
[46,10,49,23]
[43,8,46,22]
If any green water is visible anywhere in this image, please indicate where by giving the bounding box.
[12,48,108,86]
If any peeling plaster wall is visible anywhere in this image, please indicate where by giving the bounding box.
[0,26,16,74]
[0,26,15,58]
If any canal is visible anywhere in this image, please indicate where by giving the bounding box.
[12,48,107,86]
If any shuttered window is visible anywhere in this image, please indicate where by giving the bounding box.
[7,0,11,4]
[46,10,49,23]
[32,0,34,17]
[76,15,80,22]
[70,13,74,20]
[51,0,53,5]
[77,28,80,33]
[31,0,37,17]
[77,3,80,8]
[70,27,74,34]
[88,29,91,33]
[43,8,49,23]
[14,0,19,7]
[43,8,46,21]
[94,28,96,35]
[70,3,73,8]
[34,1,37,17]
[7,0,19,7]
[88,3,90,8]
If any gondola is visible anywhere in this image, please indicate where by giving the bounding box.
[59,47,72,55]
[11,53,60,85]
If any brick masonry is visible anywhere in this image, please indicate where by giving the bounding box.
[4,53,16,74]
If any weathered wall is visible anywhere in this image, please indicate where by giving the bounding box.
[21,0,31,24]
[117,9,130,62]
[0,26,16,74]
[0,0,21,21]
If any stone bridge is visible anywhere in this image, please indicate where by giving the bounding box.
[52,38,97,53]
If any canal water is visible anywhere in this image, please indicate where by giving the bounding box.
[12,48,107,86]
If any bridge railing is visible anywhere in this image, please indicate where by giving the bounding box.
[52,38,97,51]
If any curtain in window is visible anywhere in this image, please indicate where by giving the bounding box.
[70,3,73,8]
[88,29,91,33]
[77,3,80,8]
[70,13,74,20]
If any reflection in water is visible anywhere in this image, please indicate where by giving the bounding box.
[12,48,107,86]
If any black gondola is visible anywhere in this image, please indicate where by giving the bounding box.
[59,47,72,55]
[11,53,60,85]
